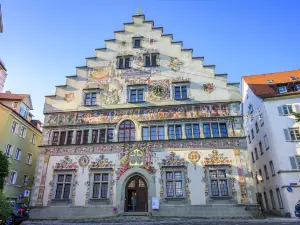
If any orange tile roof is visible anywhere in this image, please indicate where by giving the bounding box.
[0,93,29,101]
[243,69,300,98]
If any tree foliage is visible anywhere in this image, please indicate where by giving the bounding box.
[0,151,9,191]
[0,192,13,220]
[292,112,300,123]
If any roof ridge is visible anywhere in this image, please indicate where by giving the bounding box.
[243,69,300,78]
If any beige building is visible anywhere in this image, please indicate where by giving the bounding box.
[30,14,257,219]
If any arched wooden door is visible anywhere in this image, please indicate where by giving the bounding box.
[125,175,148,212]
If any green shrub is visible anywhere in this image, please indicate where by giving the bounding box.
[0,192,13,220]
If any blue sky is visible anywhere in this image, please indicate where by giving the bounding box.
[0,0,299,121]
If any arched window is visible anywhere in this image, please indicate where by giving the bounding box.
[118,120,135,142]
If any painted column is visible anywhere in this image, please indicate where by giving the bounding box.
[233,148,248,203]
[35,154,50,206]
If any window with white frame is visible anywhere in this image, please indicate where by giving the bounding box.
[144,53,158,67]
[99,128,114,143]
[276,188,284,209]
[91,173,109,199]
[23,175,29,186]
[9,171,17,185]
[168,125,182,140]
[290,155,300,169]
[263,192,270,210]
[133,38,141,48]
[209,169,229,197]
[117,56,131,69]
[288,128,300,140]
[278,105,293,115]
[165,170,184,198]
[30,133,36,144]
[278,86,287,93]
[174,85,188,100]
[129,88,145,103]
[203,123,228,138]
[26,153,33,165]
[5,144,13,157]
[52,131,59,145]
[19,103,29,119]
[269,161,276,176]
[142,126,164,141]
[14,148,22,161]
[264,134,269,150]
[185,124,200,139]
[19,125,27,138]
[85,93,97,106]
[11,121,19,134]
[54,174,73,200]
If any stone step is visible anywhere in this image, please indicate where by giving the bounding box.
[122,212,149,216]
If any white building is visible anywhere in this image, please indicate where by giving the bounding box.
[242,69,300,217]
[0,59,7,92]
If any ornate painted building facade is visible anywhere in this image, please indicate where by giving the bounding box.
[30,14,256,218]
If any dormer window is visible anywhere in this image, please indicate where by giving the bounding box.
[278,86,287,93]
[85,93,97,105]
[291,76,299,81]
[295,84,300,91]
[133,39,141,48]
[144,54,158,67]
[117,56,130,69]
[266,80,273,83]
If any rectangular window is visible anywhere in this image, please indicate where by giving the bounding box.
[259,141,263,155]
[26,153,33,165]
[158,126,165,140]
[259,169,263,182]
[66,131,73,145]
[19,104,28,119]
[219,123,228,137]
[276,188,284,209]
[278,86,287,93]
[52,132,59,145]
[165,171,183,197]
[168,125,175,140]
[30,134,36,144]
[211,123,220,138]
[134,39,141,48]
[251,129,254,139]
[264,165,269,180]
[92,130,98,144]
[251,152,255,163]
[289,128,300,140]
[23,175,29,186]
[12,101,18,111]
[185,124,192,139]
[11,121,19,134]
[19,125,27,138]
[203,124,211,138]
[248,135,251,144]
[175,125,182,139]
[15,148,22,161]
[85,93,97,105]
[269,190,276,209]
[5,144,13,157]
[295,84,300,91]
[9,171,17,185]
[296,156,300,169]
[174,86,187,100]
[264,135,269,150]
[150,126,157,140]
[209,169,229,197]
[107,129,114,143]
[76,131,82,144]
[129,89,144,102]
[55,174,72,199]
[92,173,109,199]
[281,105,293,115]
[99,129,114,143]
[82,130,89,144]
[99,129,106,143]
[269,161,275,176]
[255,122,259,133]
[117,56,131,69]
[254,148,259,160]
[142,127,149,141]
[59,131,66,145]
[144,54,158,67]
[263,192,270,210]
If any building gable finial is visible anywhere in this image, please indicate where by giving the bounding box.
[136,6,142,15]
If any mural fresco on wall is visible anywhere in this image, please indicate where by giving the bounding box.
[43,139,247,155]
[148,79,170,101]
[169,57,184,71]
[158,152,190,200]
[48,156,79,205]
[201,150,232,166]
[203,83,215,93]
[116,143,156,180]
[64,93,75,102]
[45,103,241,126]
[89,67,110,81]
[85,155,115,204]
[187,151,201,170]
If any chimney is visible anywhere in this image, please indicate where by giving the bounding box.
[5,90,11,94]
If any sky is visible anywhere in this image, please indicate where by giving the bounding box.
[0,0,300,121]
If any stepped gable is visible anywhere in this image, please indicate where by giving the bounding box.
[44,14,240,114]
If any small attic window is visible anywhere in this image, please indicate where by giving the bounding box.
[133,38,141,48]
[266,80,273,83]
[278,86,287,93]
[291,76,299,81]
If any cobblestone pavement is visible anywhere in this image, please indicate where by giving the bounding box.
[23,217,300,225]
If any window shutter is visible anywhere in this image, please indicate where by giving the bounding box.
[278,106,283,115]
[292,104,300,113]
[289,156,297,170]
[283,129,291,141]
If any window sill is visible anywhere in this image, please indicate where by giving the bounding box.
[84,104,98,107]
[117,67,131,70]
[89,198,109,201]
[144,65,159,68]
[165,197,185,200]
[128,101,146,104]
[174,98,189,101]
[52,199,71,202]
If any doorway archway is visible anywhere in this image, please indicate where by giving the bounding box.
[125,175,148,212]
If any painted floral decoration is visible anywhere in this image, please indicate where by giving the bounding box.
[168,57,184,71]
[203,83,215,93]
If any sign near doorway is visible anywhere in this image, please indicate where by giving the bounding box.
[24,190,30,197]
[152,197,160,210]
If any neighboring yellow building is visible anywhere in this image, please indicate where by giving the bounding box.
[0,92,42,204]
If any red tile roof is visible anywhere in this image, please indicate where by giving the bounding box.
[0,93,29,101]
[243,69,300,98]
